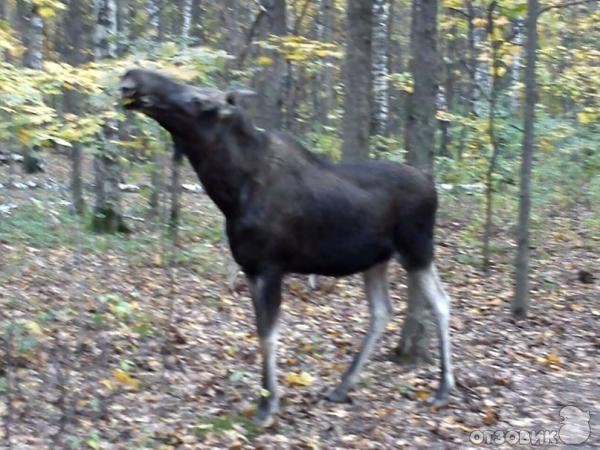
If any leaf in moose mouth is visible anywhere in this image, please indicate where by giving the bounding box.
[120,96,135,106]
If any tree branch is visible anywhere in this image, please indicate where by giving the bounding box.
[446,7,470,19]
[236,8,269,68]
[538,0,594,17]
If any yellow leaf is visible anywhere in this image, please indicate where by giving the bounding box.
[415,389,430,401]
[112,369,140,389]
[314,49,331,57]
[545,351,560,367]
[577,112,592,124]
[23,320,43,336]
[256,56,273,66]
[284,371,314,387]
[472,18,487,28]
[482,407,498,425]
[100,379,114,390]
[38,6,56,18]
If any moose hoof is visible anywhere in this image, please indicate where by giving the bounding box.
[325,388,353,404]
[432,389,450,408]
[255,397,279,428]
[254,411,276,428]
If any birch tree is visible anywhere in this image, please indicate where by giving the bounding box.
[181,0,193,40]
[21,5,44,174]
[371,0,390,139]
[92,0,127,232]
[313,0,335,125]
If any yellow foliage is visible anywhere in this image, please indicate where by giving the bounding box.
[472,18,488,28]
[284,371,315,387]
[577,112,593,125]
[256,55,274,66]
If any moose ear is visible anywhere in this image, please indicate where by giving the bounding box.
[226,88,256,105]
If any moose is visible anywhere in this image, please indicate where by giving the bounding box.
[119,69,454,425]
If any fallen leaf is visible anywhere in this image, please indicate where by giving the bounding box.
[284,371,314,387]
[482,408,498,426]
[415,389,430,401]
[544,351,561,367]
[112,369,140,389]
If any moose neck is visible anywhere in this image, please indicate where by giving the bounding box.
[170,115,266,219]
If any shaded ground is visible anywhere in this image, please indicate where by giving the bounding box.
[0,154,598,449]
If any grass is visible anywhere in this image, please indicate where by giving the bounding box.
[193,414,261,441]
[0,198,225,274]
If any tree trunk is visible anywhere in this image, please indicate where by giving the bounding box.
[169,150,182,243]
[513,0,538,318]
[482,1,501,274]
[181,0,193,40]
[92,121,128,233]
[438,86,450,158]
[341,0,373,162]
[395,0,438,364]
[22,5,44,174]
[149,146,162,219]
[510,19,523,112]
[371,0,390,140]
[64,0,86,215]
[313,0,335,126]
[94,0,117,59]
[439,20,456,158]
[253,0,287,130]
[147,0,165,41]
[404,0,438,173]
[92,0,127,233]
[190,0,203,42]
[371,0,390,141]
[116,0,129,54]
[387,0,409,136]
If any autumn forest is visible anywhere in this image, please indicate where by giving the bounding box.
[0,0,598,448]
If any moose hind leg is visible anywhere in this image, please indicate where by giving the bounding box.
[247,272,283,425]
[328,262,392,402]
[411,264,454,405]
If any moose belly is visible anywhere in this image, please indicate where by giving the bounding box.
[290,238,394,276]
[289,213,396,276]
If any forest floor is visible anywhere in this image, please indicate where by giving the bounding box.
[0,153,598,449]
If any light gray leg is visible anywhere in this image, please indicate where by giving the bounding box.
[411,263,454,405]
[247,272,283,425]
[308,274,318,290]
[328,262,392,402]
[226,257,240,292]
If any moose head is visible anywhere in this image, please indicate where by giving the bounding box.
[119,68,254,137]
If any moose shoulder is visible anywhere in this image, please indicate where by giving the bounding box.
[119,68,454,426]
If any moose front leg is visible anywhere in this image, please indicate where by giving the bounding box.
[247,271,283,426]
